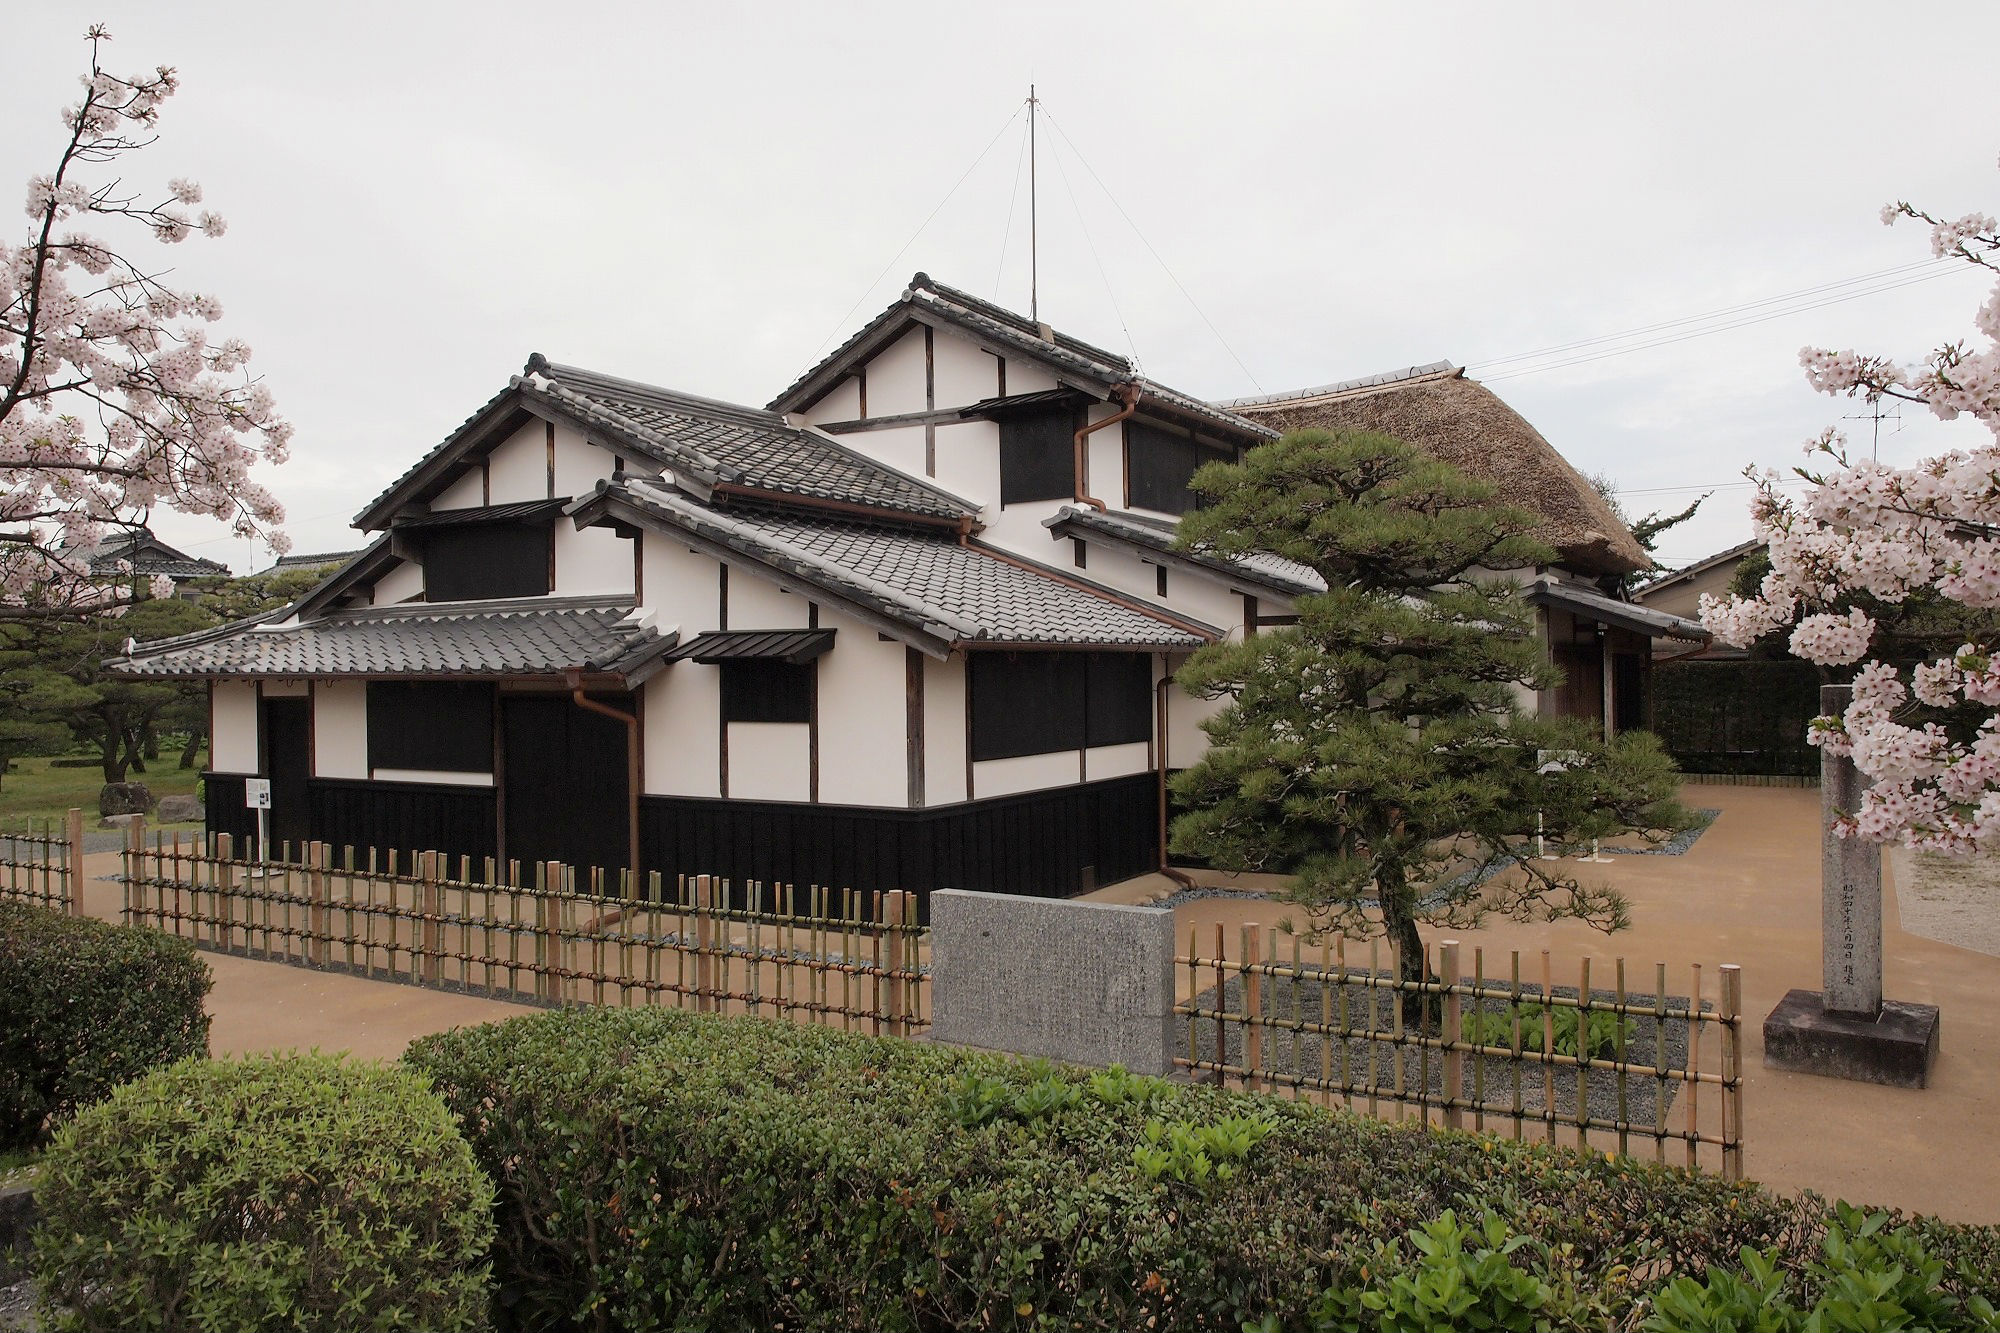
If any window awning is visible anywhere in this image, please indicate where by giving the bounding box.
[664,628,837,665]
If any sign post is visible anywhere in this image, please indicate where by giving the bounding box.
[244,778,271,864]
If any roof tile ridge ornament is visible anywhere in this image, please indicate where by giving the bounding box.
[618,478,989,641]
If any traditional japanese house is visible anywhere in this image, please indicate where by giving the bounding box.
[110,278,1699,898]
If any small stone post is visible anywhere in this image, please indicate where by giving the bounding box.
[1820,684,1882,1018]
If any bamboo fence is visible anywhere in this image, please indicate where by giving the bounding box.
[0,808,83,915]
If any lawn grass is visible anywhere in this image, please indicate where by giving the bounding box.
[0,755,205,833]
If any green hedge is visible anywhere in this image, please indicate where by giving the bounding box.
[32,1052,495,1332]
[407,1006,1999,1333]
[0,903,211,1150]
[1650,658,1824,776]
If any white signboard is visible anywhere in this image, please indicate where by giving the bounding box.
[244,778,272,810]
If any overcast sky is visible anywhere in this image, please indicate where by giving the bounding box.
[9,2,1999,575]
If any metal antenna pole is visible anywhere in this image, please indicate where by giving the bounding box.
[1028,84,1038,323]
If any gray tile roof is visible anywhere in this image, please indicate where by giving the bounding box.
[1218,362,1459,409]
[354,358,978,531]
[597,480,1214,651]
[108,596,676,680]
[1525,577,1708,641]
[1043,505,1327,599]
[769,274,1277,444]
[85,529,230,580]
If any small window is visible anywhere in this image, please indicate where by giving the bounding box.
[1126,419,1230,516]
[968,651,1152,760]
[998,405,1078,506]
[1085,653,1152,747]
[721,660,813,724]
[421,523,550,602]
[367,682,495,773]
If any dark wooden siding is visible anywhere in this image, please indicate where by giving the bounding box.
[202,772,258,849]
[639,772,1157,916]
[305,777,497,868]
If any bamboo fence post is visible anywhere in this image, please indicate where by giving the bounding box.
[306,842,329,967]
[124,815,147,931]
[63,807,83,917]
[1241,924,1263,1093]
[1720,963,1745,1182]
[420,850,444,986]
[1440,940,1463,1131]
[883,889,909,1037]
[534,861,558,1004]
[693,874,716,1013]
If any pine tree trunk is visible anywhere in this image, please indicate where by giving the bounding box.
[178,724,204,770]
[99,734,127,785]
[1379,876,1430,1029]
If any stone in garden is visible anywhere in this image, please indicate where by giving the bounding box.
[155,794,204,823]
[98,782,155,817]
[97,812,145,832]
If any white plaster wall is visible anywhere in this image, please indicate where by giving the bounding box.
[371,559,424,605]
[1165,670,1225,767]
[972,749,1081,800]
[433,469,485,511]
[487,419,551,503]
[211,681,259,774]
[372,768,494,787]
[727,724,810,802]
[551,423,611,497]
[866,328,929,417]
[923,652,967,805]
[640,542,721,796]
[815,614,907,807]
[312,681,368,780]
[727,570,812,629]
[810,376,860,422]
[931,418,999,512]
[1003,358,1059,394]
[554,523,632,596]
[833,422,928,481]
[932,335,1000,409]
[1084,741,1152,781]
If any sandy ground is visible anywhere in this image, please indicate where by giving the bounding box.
[1891,845,2000,958]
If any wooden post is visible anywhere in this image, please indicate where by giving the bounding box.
[538,861,564,1005]
[306,842,330,967]
[63,807,83,917]
[1241,924,1263,1093]
[213,831,234,948]
[420,850,444,987]
[123,815,147,931]
[693,874,716,1013]
[1720,964,1745,1182]
[883,889,909,1038]
[1440,940,1464,1131]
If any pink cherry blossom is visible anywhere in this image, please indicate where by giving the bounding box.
[0,26,288,619]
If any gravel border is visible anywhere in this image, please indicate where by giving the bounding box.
[1181,964,1709,1129]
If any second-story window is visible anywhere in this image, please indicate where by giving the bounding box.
[997,403,1080,506]
[1125,419,1231,516]
[420,522,552,601]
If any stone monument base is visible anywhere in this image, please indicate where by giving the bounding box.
[1763,989,1940,1089]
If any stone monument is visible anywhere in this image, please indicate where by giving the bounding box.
[1763,684,1941,1087]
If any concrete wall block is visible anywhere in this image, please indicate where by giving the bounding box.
[930,889,1176,1075]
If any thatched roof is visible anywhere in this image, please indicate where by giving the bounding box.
[1223,364,1649,577]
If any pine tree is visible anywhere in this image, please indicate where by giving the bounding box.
[1170,430,1692,1008]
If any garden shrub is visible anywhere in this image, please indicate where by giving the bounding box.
[400,1005,1984,1333]
[0,902,211,1149]
[31,1051,494,1333]
[1461,1002,1634,1060]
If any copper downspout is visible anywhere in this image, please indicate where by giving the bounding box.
[565,670,643,909]
[1155,667,1197,889]
[1073,382,1141,512]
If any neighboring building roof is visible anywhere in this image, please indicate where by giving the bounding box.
[85,528,230,580]
[353,357,979,531]
[769,273,1277,444]
[267,549,363,572]
[573,479,1216,656]
[1041,505,1327,599]
[1632,539,1761,601]
[107,596,677,682]
[1223,364,1652,577]
[1524,576,1708,641]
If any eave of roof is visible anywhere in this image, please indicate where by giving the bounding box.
[1633,540,1762,599]
[1525,576,1708,641]
[1041,505,1326,598]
